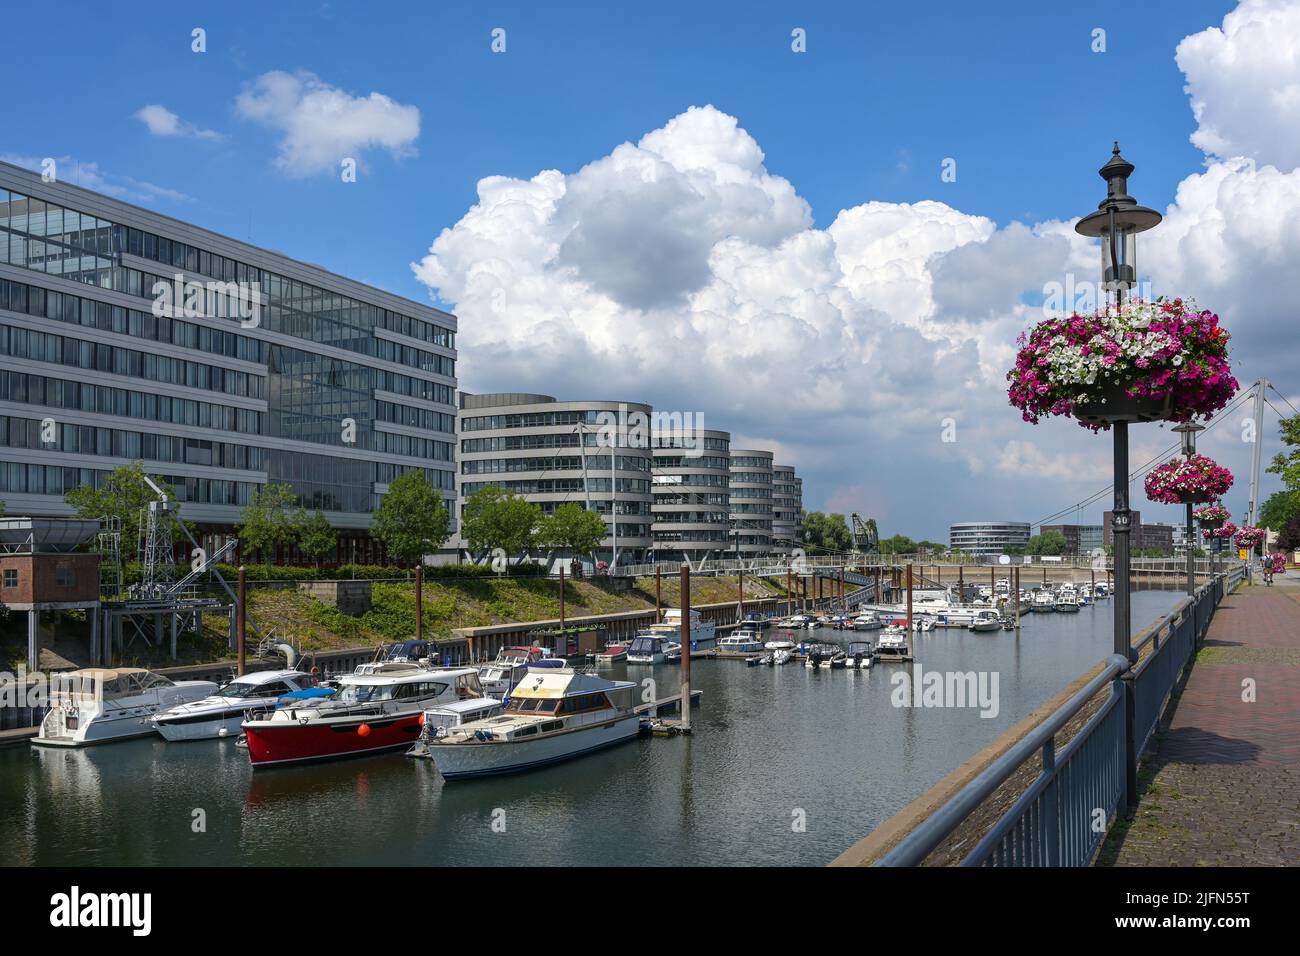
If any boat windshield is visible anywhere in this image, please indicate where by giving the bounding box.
[215,681,263,699]
[337,680,448,703]
[628,637,660,654]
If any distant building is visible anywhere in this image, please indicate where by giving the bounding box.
[729,449,774,556]
[1040,524,1104,554]
[1102,511,1174,554]
[949,521,1031,556]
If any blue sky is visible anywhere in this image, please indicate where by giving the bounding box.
[8,0,1295,540]
[7,0,1233,302]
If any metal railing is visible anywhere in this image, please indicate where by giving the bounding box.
[875,567,1243,867]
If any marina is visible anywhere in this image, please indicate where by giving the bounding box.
[0,590,1185,866]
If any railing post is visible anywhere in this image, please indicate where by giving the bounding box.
[1042,738,1059,866]
[1121,672,1137,812]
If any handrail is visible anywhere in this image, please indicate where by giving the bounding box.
[875,652,1131,866]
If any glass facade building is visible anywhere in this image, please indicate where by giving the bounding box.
[0,161,456,562]
[772,464,801,554]
[651,429,731,564]
[949,521,1031,556]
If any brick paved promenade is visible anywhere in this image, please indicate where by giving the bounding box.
[1097,573,1300,866]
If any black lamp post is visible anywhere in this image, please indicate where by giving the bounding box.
[1171,423,1204,595]
[1074,144,1162,665]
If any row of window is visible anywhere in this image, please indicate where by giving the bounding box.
[652,473,730,489]
[653,455,730,471]
[0,416,265,471]
[460,478,653,498]
[0,369,262,434]
[460,454,653,475]
[653,492,730,507]
[654,436,729,451]
[1,322,263,400]
[646,512,730,524]
[0,460,257,505]
[374,399,455,435]
[0,277,265,363]
[461,410,607,431]
[2,188,455,352]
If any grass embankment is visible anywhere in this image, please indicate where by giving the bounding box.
[176,573,791,664]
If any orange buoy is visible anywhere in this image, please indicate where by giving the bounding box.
[357,723,371,737]
[417,712,426,726]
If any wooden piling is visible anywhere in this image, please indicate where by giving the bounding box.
[415,564,424,643]
[679,563,691,733]
[560,565,566,628]
[237,565,247,677]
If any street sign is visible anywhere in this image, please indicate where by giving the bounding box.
[1238,549,1249,561]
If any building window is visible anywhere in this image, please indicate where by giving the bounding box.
[2,569,16,588]
[55,567,76,587]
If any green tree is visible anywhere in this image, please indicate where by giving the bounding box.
[460,485,543,560]
[238,483,302,566]
[879,534,918,555]
[1025,530,1067,556]
[801,512,853,554]
[1266,413,1300,492]
[65,461,175,545]
[540,503,608,556]
[371,470,451,565]
[1259,489,1300,531]
[295,510,337,566]
[1278,514,1300,552]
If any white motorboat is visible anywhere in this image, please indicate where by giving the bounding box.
[844,641,874,669]
[426,669,640,779]
[656,608,717,651]
[407,697,506,757]
[874,627,911,661]
[853,611,883,631]
[151,669,314,741]
[719,628,765,653]
[763,636,798,651]
[477,645,548,698]
[803,644,843,669]
[1032,590,1056,612]
[771,649,792,666]
[911,615,936,632]
[34,668,218,747]
[594,643,630,664]
[969,609,1002,633]
[625,632,681,664]
[1054,586,1081,612]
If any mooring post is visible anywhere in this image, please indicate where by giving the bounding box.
[559,565,566,628]
[906,563,914,660]
[1013,566,1021,630]
[237,565,247,677]
[415,564,424,643]
[738,563,745,623]
[655,566,661,621]
[679,563,691,732]
[958,564,964,603]
[786,564,792,616]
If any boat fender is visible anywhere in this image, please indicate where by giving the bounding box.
[357,723,371,737]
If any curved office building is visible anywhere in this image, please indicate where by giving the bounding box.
[457,393,654,568]
[729,448,774,556]
[772,464,800,555]
[651,429,730,565]
[949,521,1031,557]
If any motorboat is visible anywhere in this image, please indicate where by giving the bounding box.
[763,636,798,651]
[594,644,629,665]
[656,608,717,651]
[804,643,843,669]
[240,657,485,768]
[407,698,505,757]
[151,669,314,741]
[1054,586,1081,613]
[771,649,792,666]
[719,628,765,653]
[739,613,771,630]
[874,627,911,661]
[625,632,681,664]
[1032,590,1056,612]
[477,646,547,698]
[34,668,218,747]
[911,615,936,632]
[844,641,874,669]
[784,614,812,628]
[969,609,1002,633]
[853,611,883,631]
[425,669,640,779]
[745,654,768,667]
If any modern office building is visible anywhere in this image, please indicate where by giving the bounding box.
[456,393,654,567]
[949,521,1031,556]
[0,161,457,564]
[651,428,731,565]
[1039,523,1105,555]
[772,464,800,554]
[729,449,774,556]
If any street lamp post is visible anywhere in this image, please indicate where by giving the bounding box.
[1074,144,1163,666]
[1171,423,1204,596]
[1075,144,1162,814]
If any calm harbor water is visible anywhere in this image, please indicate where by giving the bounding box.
[0,591,1182,867]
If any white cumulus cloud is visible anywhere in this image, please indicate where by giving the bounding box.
[133,104,224,142]
[235,70,419,177]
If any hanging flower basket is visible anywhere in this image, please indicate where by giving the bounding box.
[1006,298,1238,431]
[1235,525,1265,549]
[1193,502,1231,529]
[1203,520,1238,541]
[1144,455,1234,505]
